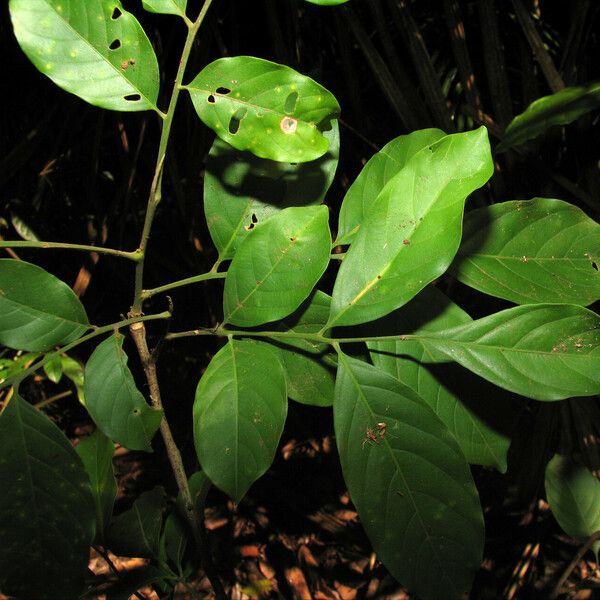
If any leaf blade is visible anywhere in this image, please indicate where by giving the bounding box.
[453,198,600,305]
[0,259,89,352]
[0,393,95,600]
[84,334,162,452]
[193,340,287,502]
[223,206,331,327]
[186,56,340,162]
[329,127,493,327]
[9,0,160,112]
[334,355,484,600]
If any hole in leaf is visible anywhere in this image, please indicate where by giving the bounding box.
[111,7,122,19]
[216,86,231,95]
[124,94,141,102]
[207,94,216,103]
[284,91,298,114]
[244,214,258,231]
[280,117,298,134]
[251,213,258,223]
[109,39,121,50]
[229,108,248,134]
[132,408,140,415]
[290,236,297,242]
[593,261,598,271]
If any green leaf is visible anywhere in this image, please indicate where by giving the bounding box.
[142,0,186,18]
[334,354,484,600]
[498,81,600,151]
[545,454,600,547]
[84,334,162,452]
[0,352,41,383]
[193,339,287,502]
[0,259,89,352]
[416,304,600,401]
[204,122,339,260]
[223,206,331,327]
[185,56,340,162]
[161,471,210,571]
[329,127,493,327]
[0,393,95,600]
[107,487,167,559]
[336,128,446,245]
[272,290,336,407]
[368,288,513,471]
[76,429,117,543]
[305,0,351,4]
[453,198,600,305]
[9,0,160,112]
[43,353,63,383]
[62,355,85,404]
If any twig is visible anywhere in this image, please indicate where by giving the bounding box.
[0,240,141,261]
[550,531,600,599]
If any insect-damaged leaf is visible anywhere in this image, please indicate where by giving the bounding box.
[185,56,340,162]
[84,334,162,452]
[223,206,331,327]
[334,354,484,600]
[453,198,600,305]
[414,304,600,401]
[0,393,95,600]
[9,0,160,112]
[336,128,446,245]
[193,340,287,503]
[204,122,339,261]
[329,127,493,327]
[0,259,89,352]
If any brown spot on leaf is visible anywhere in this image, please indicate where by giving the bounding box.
[280,117,298,134]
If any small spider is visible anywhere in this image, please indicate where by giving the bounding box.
[362,422,387,448]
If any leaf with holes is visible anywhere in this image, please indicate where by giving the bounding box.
[545,454,600,555]
[334,354,484,600]
[328,127,493,328]
[9,0,160,112]
[84,334,162,452]
[185,56,340,162]
[142,0,186,17]
[193,339,287,502]
[204,122,339,260]
[223,205,331,327]
[336,128,446,245]
[452,198,600,305]
[0,393,95,600]
[107,487,167,559]
[497,81,600,151]
[414,304,600,401]
[368,287,514,471]
[76,429,116,543]
[271,290,336,407]
[0,259,89,352]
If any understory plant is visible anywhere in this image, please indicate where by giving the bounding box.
[1,1,600,599]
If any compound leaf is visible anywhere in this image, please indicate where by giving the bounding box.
[453,198,600,305]
[0,259,89,352]
[186,56,340,162]
[84,334,162,452]
[334,354,484,600]
[76,429,116,543]
[223,206,331,327]
[0,393,95,600]
[9,0,160,112]
[193,340,287,503]
[329,127,493,327]
[204,122,339,260]
[336,128,446,245]
[417,304,600,401]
